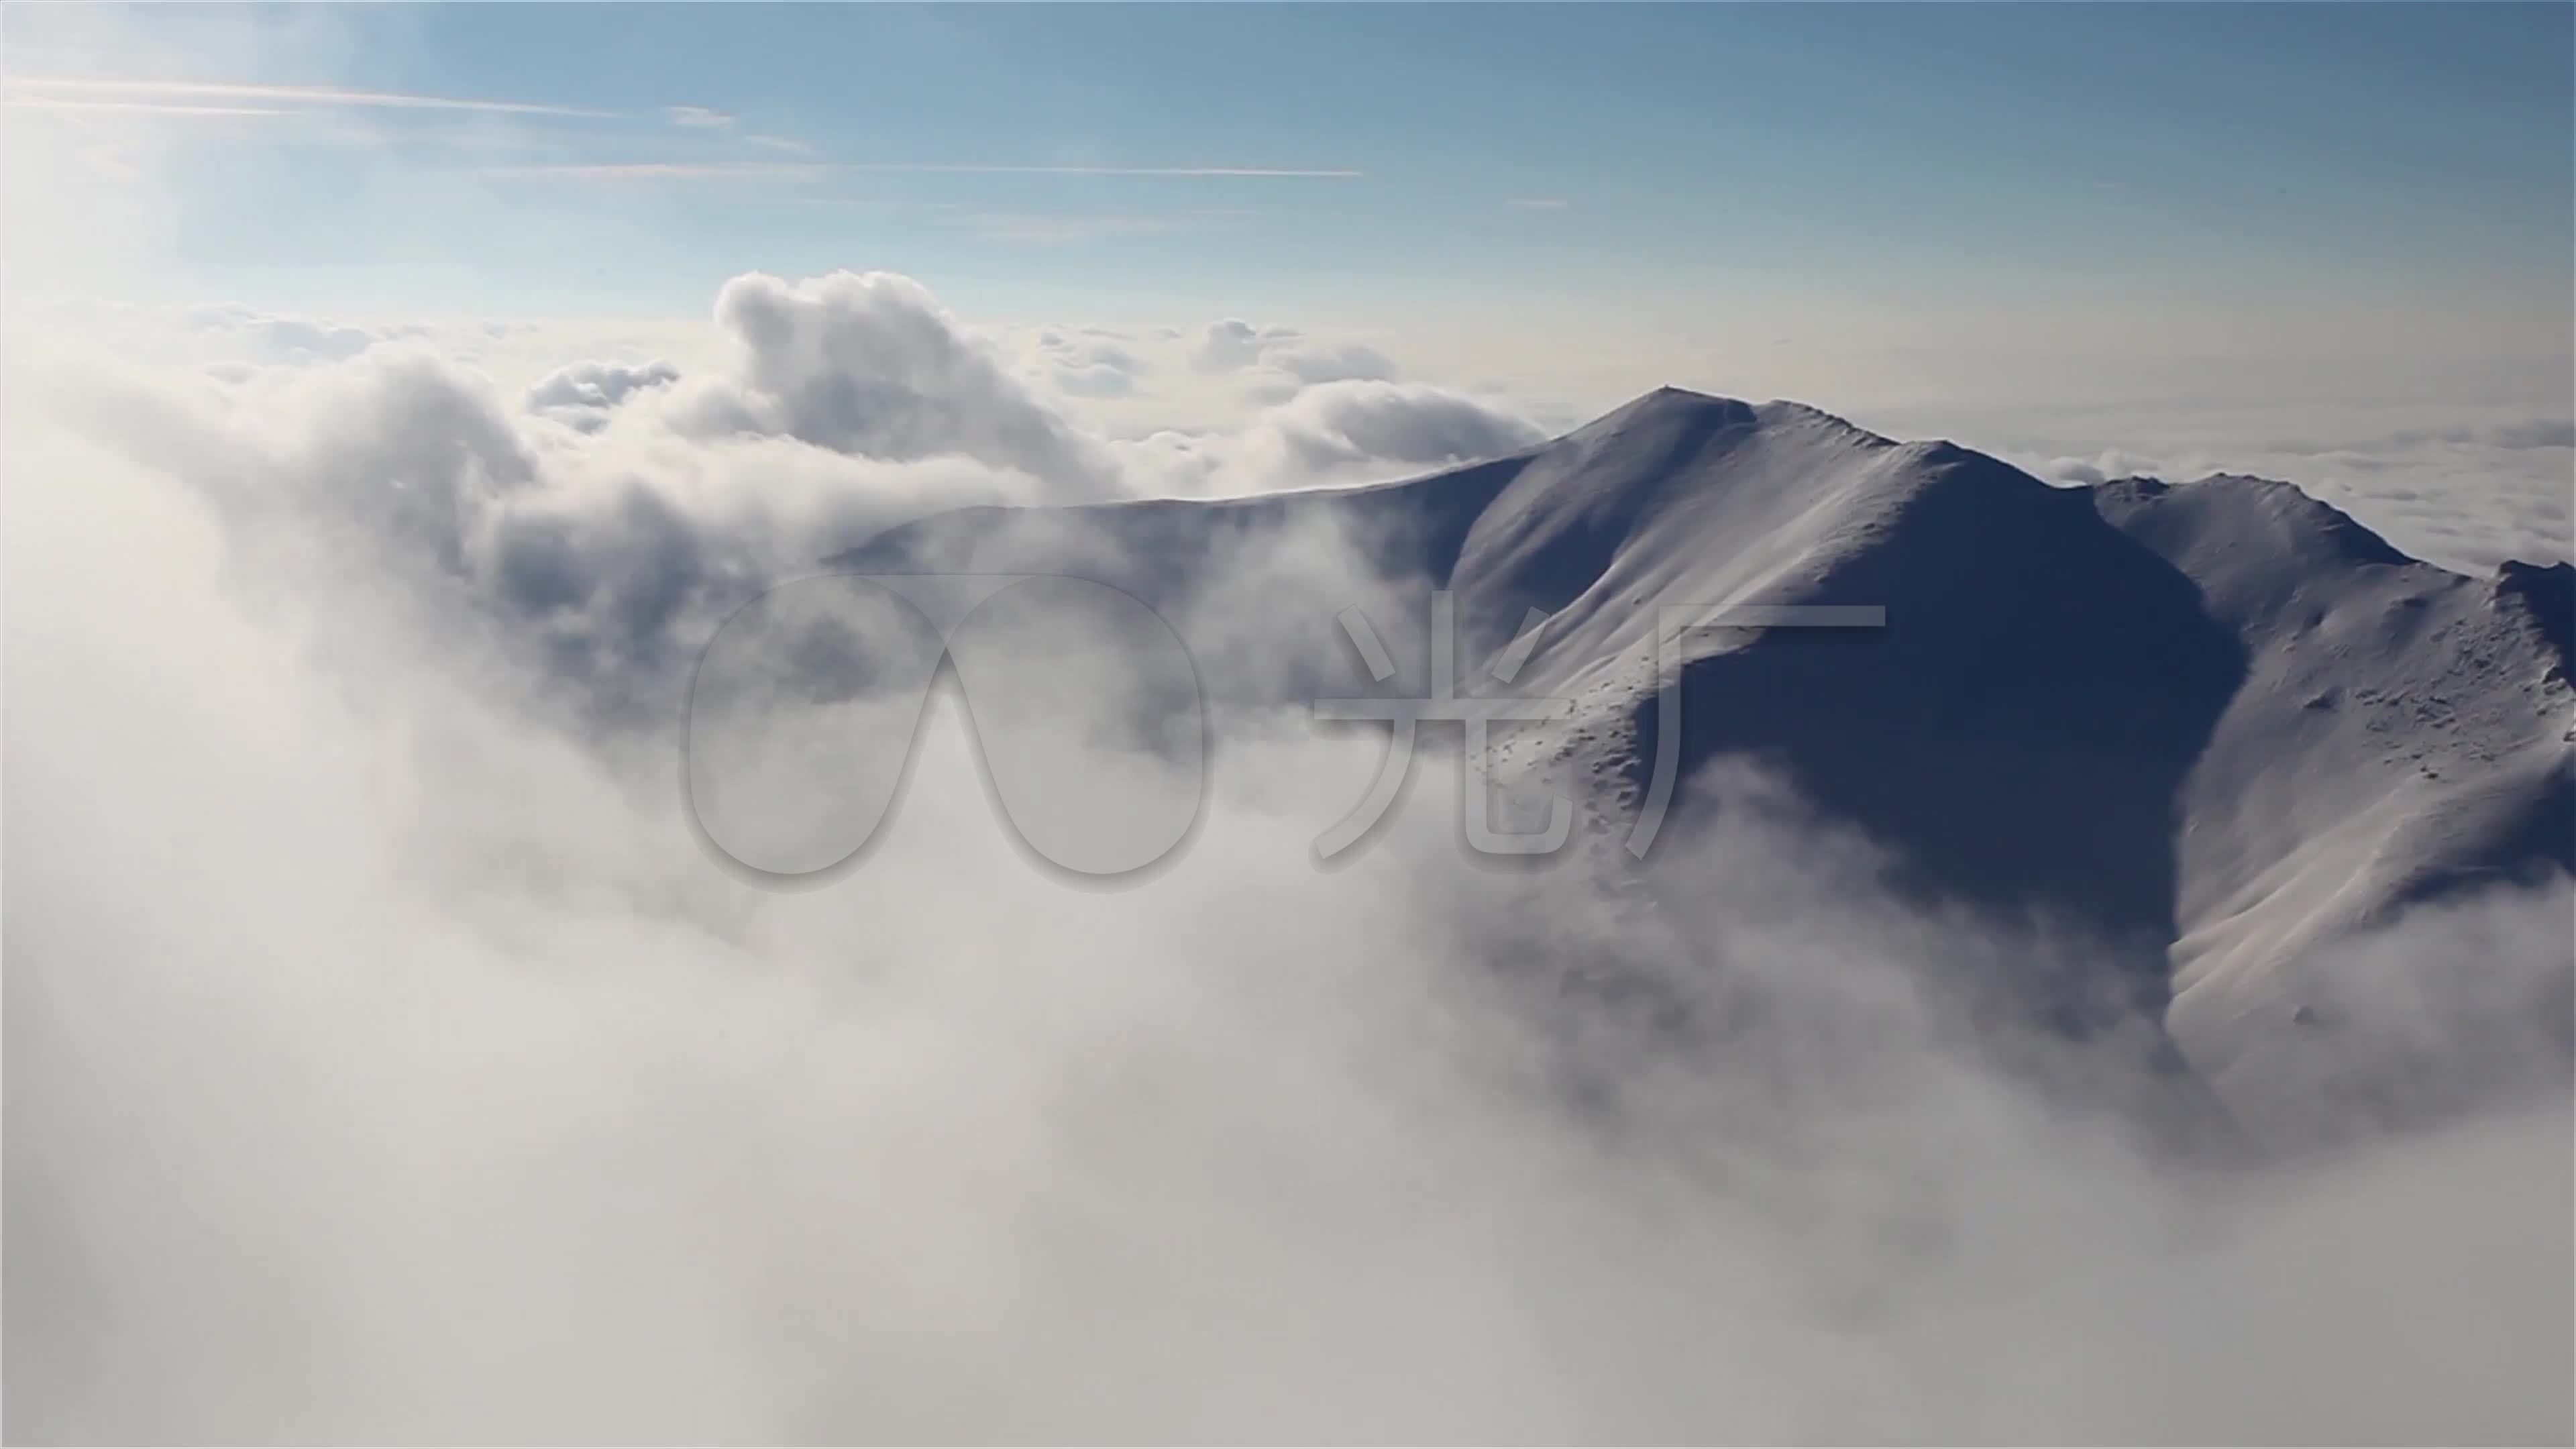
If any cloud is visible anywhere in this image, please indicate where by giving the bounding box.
[2019,447,2202,490]
[2267,417,2576,455]
[3,74,616,117]
[1127,378,1547,496]
[1245,378,1544,473]
[835,162,1362,178]
[1189,318,1401,400]
[1999,418,2573,574]
[1505,197,1569,210]
[968,210,1244,246]
[669,270,1121,496]
[7,280,2571,1444]
[1029,329,1147,398]
[664,105,735,130]
[480,162,823,182]
[525,358,682,431]
[182,303,431,365]
[1265,341,1400,388]
[12,370,2573,1440]
[2,96,286,117]
[1191,317,1302,374]
[743,133,815,156]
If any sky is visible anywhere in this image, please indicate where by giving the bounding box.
[1,2,2571,561]
[7,3,2570,318]
[7,9,2576,1440]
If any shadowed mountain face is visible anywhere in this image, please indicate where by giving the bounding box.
[833,388,2575,1134]
[1621,445,2247,1036]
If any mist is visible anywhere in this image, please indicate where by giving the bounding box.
[5,333,2569,1444]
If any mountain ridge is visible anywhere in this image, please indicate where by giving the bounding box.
[829,387,2574,1141]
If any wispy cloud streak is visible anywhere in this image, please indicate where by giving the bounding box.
[3,97,286,117]
[477,160,1356,182]
[838,163,1362,178]
[4,76,615,118]
[481,162,823,180]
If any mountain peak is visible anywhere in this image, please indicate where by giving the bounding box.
[1591,386,1760,432]
[2098,471,2412,570]
[1582,388,1889,451]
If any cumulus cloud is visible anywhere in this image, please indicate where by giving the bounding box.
[9,272,2566,1442]
[525,357,681,431]
[1029,327,1146,398]
[10,272,1546,730]
[182,303,429,365]
[1188,317,1400,400]
[1191,316,1301,374]
[1265,339,1400,388]
[670,270,1122,496]
[9,362,2571,1439]
[19,338,1053,731]
[2019,447,2210,491]
[1118,379,1546,498]
[1238,377,1545,476]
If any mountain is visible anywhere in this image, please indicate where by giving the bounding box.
[832,388,2575,1142]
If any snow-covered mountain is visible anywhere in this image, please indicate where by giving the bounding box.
[835,387,2574,1139]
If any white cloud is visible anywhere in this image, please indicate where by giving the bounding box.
[2,74,616,117]
[1125,378,1547,496]
[6,271,2571,1444]
[1188,317,1403,402]
[525,358,682,431]
[1263,340,1400,388]
[1243,378,1543,472]
[836,162,1361,178]
[667,269,1122,496]
[664,104,735,130]
[2,96,286,117]
[1992,415,2575,574]
[1191,317,1301,374]
[182,303,422,364]
[480,162,823,182]
[1028,328,1147,398]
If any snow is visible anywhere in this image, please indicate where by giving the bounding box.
[835,387,2575,1138]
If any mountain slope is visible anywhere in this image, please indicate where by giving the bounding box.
[2096,476,2573,1138]
[832,388,2574,1136]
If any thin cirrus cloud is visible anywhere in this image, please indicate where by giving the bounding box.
[1505,197,1570,210]
[1,96,288,117]
[2,75,616,118]
[482,162,826,180]
[839,163,1362,178]
[658,109,822,157]
[480,162,1360,182]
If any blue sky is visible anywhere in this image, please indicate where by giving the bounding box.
[1,5,2570,576]
[5,2,2569,329]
